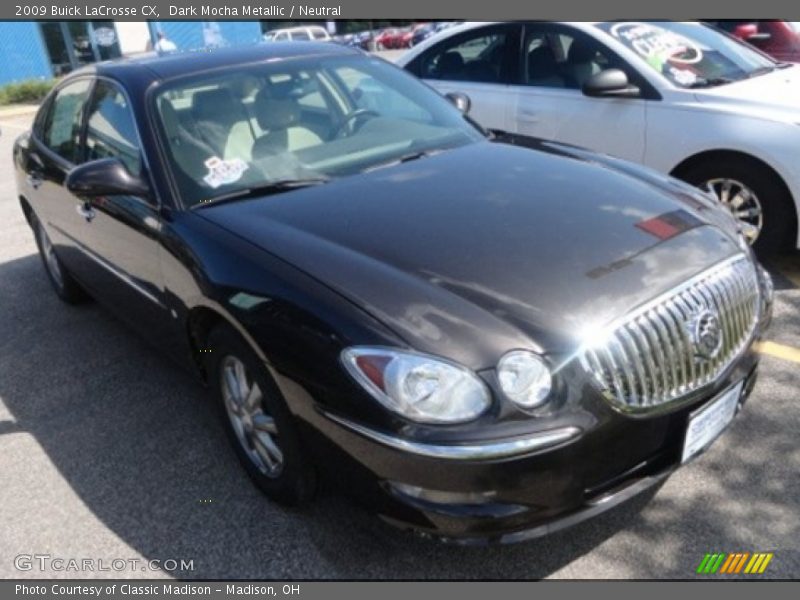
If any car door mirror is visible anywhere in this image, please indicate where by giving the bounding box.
[582,69,641,98]
[66,158,151,199]
[444,92,472,115]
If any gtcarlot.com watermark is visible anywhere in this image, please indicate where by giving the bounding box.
[14,554,194,573]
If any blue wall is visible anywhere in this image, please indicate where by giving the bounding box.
[0,22,53,85]
[150,21,263,52]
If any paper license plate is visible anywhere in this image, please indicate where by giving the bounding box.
[681,381,743,464]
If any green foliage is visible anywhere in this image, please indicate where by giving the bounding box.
[0,79,55,106]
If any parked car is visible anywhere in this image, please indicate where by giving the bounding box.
[374,28,404,50]
[264,26,331,43]
[400,21,800,255]
[411,23,436,47]
[399,26,422,49]
[349,30,374,50]
[14,42,771,543]
[707,21,800,63]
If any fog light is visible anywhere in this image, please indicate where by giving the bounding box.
[497,350,552,409]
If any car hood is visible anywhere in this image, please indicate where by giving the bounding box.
[692,64,800,121]
[200,140,743,369]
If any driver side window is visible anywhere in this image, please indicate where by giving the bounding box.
[419,26,512,84]
[42,79,92,163]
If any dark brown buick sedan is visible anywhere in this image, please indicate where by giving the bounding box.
[13,42,772,543]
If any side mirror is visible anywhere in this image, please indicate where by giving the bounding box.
[444,91,471,115]
[582,69,641,98]
[66,158,151,199]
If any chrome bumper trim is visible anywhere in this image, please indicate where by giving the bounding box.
[324,412,581,461]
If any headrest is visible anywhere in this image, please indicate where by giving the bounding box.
[438,51,464,73]
[567,40,597,64]
[253,89,301,131]
[191,88,239,124]
[528,45,558,74]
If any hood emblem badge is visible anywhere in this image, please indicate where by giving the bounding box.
[687,308,724,361]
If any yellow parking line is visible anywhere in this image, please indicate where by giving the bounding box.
[756,341,800,364]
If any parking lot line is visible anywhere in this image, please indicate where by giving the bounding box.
[756,341,800,364]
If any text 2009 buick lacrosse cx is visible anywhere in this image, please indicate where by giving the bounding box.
[14,43,772,543]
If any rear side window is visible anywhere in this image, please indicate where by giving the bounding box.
[292,31,311,41]
[42,79,92,163]
[415,26,514,83]
[84,80,142,176]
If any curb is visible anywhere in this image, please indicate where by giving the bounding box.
[0,104,39,118]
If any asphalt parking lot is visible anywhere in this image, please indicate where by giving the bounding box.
[0,110,798,580]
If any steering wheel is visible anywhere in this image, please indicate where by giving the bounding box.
[332,108,380,138]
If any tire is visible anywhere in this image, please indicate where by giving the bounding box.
[31,214,89,304]
[206,324,316,506]
[676,156,796,256]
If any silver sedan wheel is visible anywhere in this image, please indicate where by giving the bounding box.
[704,178,764,244]
[220,355,284,478]
[38,224,64,289]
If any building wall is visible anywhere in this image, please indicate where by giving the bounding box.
[150,21,263,52]
[115,22,151,56]
[0,22,52,85]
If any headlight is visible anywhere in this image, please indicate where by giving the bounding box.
[497,350,552,410]
[341,347,491,424]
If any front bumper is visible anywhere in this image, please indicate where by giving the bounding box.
[310,349,761,544]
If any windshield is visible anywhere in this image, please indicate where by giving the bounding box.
[154,55,484,207]
[595,21,777,88]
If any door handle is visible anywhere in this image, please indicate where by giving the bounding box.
[76,202,96,222]
[27,173,43,189]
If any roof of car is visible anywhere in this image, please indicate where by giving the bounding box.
[75,41,359,85]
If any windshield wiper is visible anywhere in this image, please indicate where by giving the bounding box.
[687,76,735,89]
[364,148,445,173]
[196,177,330,208]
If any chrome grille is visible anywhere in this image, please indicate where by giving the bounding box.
[580,255,760,411]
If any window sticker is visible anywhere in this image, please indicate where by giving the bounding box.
[670,67,698,86]
[202,156,248,188]
[610,22,703,72]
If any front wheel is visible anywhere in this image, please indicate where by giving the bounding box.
[677,157,796,256]
[206,325,316,506]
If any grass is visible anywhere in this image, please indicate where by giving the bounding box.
[0,79,55,106]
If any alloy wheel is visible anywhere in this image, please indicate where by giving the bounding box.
[220,355,284,478]
[704,178,764,244]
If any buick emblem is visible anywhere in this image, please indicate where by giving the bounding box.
[688,309,723,361]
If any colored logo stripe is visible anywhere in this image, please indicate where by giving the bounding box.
[697,552,773,575]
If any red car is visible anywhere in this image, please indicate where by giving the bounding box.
[374,28,403,50]
[709,21,800,62]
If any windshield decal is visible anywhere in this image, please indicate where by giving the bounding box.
[610,22,704,72]
[203,156,249,189]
